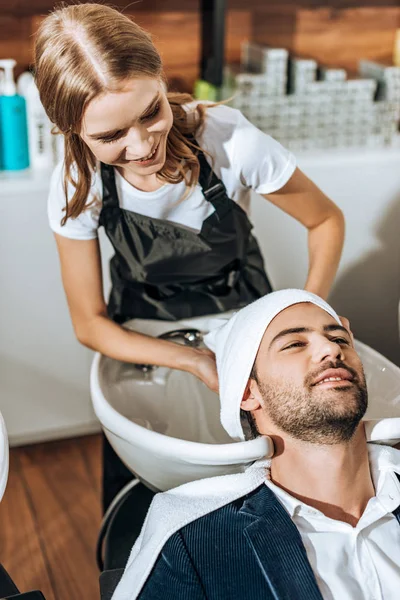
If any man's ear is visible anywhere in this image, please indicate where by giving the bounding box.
[241,378,262,411]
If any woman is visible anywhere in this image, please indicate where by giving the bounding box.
[35,3,344,509]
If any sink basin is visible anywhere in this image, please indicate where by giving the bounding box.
[90,315,400,491]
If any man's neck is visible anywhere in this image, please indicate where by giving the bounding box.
[269,426,375,527]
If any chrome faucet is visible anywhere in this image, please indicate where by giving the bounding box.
[134,328,203,373]
[157,328,203,347]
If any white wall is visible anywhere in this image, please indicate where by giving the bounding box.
[0,172,99,446]
[1,147,399,446]
[251,148,400,365]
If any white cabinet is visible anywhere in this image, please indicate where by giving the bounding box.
[0,171,101,445]
[1,148,399,446]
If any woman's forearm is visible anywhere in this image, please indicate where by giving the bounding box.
[304,208,345,300]
[76,313,200,372]
[263,168,345,301]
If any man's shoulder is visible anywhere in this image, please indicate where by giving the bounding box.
[174,483,267,541]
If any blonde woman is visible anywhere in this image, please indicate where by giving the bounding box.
[35,3,344,509]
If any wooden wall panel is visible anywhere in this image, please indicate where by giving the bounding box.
[0,15,33,77]
[295,7,400,70]
[253,6,400,73]
[8,0,200,17]
[3,0,400,17]
[27,10,251,92]
[1,3,400,88]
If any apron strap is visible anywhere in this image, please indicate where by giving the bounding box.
[99,140,233,222]
[100,162,120,210]
[188,137,232,222]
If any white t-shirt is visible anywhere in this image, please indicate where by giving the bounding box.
[266,444,400,600]
[48,104,297,240]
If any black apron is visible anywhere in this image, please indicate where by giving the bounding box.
[98,143,272,510]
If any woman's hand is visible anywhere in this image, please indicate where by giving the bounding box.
[187,348,219,393]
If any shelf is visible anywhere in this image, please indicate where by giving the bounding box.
[1,142,400,196]
[0,167,53,195]
[297,143,400,169]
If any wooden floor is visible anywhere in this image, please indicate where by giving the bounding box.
[0,434,102,600]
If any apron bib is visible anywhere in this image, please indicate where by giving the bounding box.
[99,143,272,323]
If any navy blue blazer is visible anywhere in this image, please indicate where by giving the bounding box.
[139,481,400,600]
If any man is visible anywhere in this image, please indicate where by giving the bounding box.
[112,290,400,600]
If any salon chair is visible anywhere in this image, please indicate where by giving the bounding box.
[98,480,155,600]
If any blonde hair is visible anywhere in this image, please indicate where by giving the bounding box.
[34,3,208,225]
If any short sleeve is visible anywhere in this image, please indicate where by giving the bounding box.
[47,161,102,240]
[230,110,297,195]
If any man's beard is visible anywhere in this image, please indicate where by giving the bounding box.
[258,361,368,445]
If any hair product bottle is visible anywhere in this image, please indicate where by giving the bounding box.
[0,59,29,170]
[17,71,53,169]
[0,69,3,169]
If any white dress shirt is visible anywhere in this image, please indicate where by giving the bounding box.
[266,444,400,600]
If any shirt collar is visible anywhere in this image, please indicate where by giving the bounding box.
[265,443,400,519]
[368,443,400,513]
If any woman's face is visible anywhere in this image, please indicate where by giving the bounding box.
[80,77,173,177]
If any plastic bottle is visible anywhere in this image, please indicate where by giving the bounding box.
[17,71,54,169]
[0,69,4,169]
[0,59,29,170]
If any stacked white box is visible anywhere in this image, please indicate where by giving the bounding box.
[240,41,288,96]
[319,67,347,82]
[289,58,318,93]
[359,60,400,102]
[231,42,400,151]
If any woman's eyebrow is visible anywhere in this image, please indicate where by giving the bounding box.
[140,93,160,117]
[88,93,160,140]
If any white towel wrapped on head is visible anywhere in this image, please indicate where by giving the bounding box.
[204,289,341,441]
[204,288,400,444]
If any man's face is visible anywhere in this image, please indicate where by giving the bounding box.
[246,303,367,444]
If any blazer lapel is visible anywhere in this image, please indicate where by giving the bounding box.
[241,484,323,600]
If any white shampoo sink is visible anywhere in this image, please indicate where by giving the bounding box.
[90,316,400,491]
